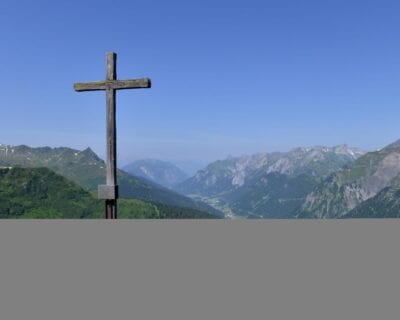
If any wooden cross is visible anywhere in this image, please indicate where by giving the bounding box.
[74,52,151,219]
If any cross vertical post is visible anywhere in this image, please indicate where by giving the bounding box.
[74,52,151,219]
[106,52,117,219]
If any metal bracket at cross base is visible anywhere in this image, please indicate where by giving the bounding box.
[98,185,119,200]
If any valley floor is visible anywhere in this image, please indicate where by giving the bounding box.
[187,195,264,219]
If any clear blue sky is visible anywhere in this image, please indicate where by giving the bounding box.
[1,0,400,167]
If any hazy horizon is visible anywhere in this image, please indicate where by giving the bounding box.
[1,138,384,174]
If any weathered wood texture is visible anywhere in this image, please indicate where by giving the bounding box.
[98,185,118,199]
[74,78,151,91]
[106,52,117,186]
[73,52,151,219]
[106,53,117,219]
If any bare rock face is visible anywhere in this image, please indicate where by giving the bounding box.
[346,174,400,218]
[365,153,400,194]
[174,145,365,218]
[298,143,400,218]
[175,145,364,198]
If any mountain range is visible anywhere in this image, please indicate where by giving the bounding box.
[174,145,365,218]
[297,140,400,218]
[0,144,222,217]
[3,140,400,219]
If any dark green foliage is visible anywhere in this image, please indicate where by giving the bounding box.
[89,199,219,219]
[116,199,162,219]
[0,167,219,219]
[0,167,101,218]
[149,202,221,219]
[117,173,222,216]
[0,145,222,216]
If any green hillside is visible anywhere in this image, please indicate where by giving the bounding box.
[0,167,219,219]
[0,167,100,218]
[0,145,222,217]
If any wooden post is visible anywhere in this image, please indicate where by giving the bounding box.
[106,52,117,219]
[73,52,151,219]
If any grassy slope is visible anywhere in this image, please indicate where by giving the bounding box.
[0,167,219,219]
[0,145,222,216]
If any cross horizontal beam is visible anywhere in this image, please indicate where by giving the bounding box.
[74,78,151,92]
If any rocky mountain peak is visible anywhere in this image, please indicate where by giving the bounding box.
[175,144,363,199]
[298,139,400,218]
